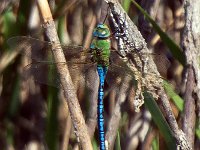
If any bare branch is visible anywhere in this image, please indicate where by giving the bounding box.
[36,0,93,149]
[181,0,200,148]
[182,66,196,149]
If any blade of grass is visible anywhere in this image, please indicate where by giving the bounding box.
[122,0,131,13]
[45,65,59,150]
[152,135,159,150]
[115,131,121,150]
[143,91,176,150]
[195,118,200,140]
[5,119,14,149]
[92,138,98,150]
[163,80,184,111]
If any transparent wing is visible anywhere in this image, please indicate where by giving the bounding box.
[111,49,170,78]
[137,52,171,78]
[106,51,168,91]
[23,62,96,88]
[21,54,135,90]
[23,63,60,87]
[7,36,97,88]
[110,48,171,74]
[151,53,171,78]
[106,52,136,91]
[7,36,91,62]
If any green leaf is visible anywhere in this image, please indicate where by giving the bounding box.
[122,0,131,13]
[131,0,186,66]
[2,10,16,38]
[8,75,20,117]
[115,131,121,150]
[163,80,184,111]
[195,118,200,139]
[58,15,67,43]
[92,138,98,150]
[45,65,60,150]
[143,91,176,150]
[152,135,159,150]
[5,120,14,146]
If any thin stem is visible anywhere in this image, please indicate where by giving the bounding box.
[36,0,93,149]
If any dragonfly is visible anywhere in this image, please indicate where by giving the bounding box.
[7,23,136,150]
[88,23,111,150]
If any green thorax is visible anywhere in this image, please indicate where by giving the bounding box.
[90,23,111,67]
[90,38,111,67]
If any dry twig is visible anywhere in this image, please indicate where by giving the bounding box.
[182,0,200,148]
[36,0,92,149]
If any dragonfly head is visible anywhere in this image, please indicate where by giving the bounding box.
[93,23,110,38]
